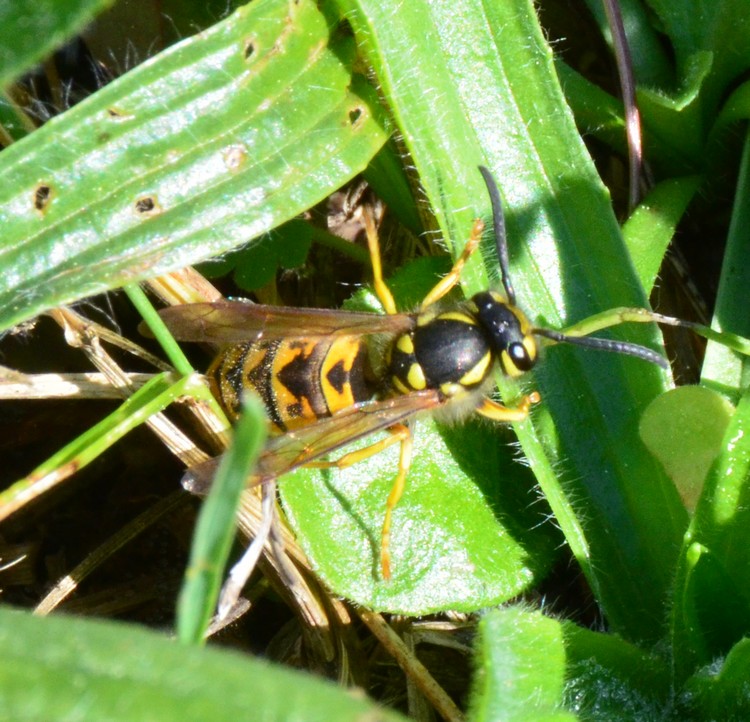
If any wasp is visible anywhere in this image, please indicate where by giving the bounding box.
[159,166,667,580]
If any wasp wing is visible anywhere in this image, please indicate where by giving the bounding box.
[253,390,442,482]
[159,302,416,343]
[181,391,442,494]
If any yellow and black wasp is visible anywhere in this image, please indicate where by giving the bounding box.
[159,166,667,580]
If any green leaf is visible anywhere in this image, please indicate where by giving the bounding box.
[470,607,573,722]
[622,176,702,293]
[685,638,750,719]
[280,416,556,614]
[671,384,750,680]
[701,130,750,398]
[581,0,674,88]
[562,622,671,720]
[470,608,671,721]
[230,219,314,291]
[635,51,712,168]
[0,607,408,722]
[0,0,388,332]
[177,395,266,645]
[0,0,116,88]
[639,386,733,511]
[647,0,750,119]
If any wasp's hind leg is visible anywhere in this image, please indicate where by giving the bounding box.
[379,423,413,580]
[305,423,413,580]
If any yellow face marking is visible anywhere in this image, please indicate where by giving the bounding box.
[396,334,415,355]
[501,349,524,378]
[459,351,492,387]
[523,336,538,363]
[406,362,427,390]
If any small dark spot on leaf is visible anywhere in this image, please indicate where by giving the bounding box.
[244,40,255,60]
[107,107,125,118]
[135,196,156,213]
[97,132,111,144]
[34,184,51,212]
[348,107,363,126]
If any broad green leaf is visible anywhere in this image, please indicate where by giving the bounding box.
[582,0,674,88]
[555,62,699,176]
[470,608,671,721]
[639,386,733,511]
[0,0,388,332]
[340,0,685,642]
[562,622,671,720]
[635,51,712,168]
[0,607,407,722]
[0,0,115,88]
[684,638,750,719]
[470,607,573,722]
[671,385,750,681]
[280,416,554,614]
[647,0,750,120]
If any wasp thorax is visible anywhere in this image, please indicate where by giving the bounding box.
[388,307,495,398]
[471,291,538,377]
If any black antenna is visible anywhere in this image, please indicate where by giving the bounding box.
[534,327,670,369]
[477,165,667,370]
[478,165,515,306]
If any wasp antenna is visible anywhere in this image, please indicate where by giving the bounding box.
[534,327,670,369]
[478,165,516,306]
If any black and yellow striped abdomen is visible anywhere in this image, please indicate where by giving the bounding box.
[212,336,376,432]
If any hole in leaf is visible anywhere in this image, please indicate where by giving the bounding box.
[348,107,363,126]
[135,196,156,214]
[34,184,51,212]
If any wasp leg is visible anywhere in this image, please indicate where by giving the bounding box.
[363,207,398,316]
[304,427,406,470]
[304,423,412,580]
[475,391,541,421]
[380,423,413,580]
[420,218,485,309]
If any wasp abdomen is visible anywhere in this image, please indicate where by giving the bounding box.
[212,337,375,431]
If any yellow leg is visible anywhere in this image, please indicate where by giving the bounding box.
[380,423,413,580]
[305,426,408,470]
[475,391,541,422]
[420,218,485,309]
[363,207,398,315]
[304,422,412,580]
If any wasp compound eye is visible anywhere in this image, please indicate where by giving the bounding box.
[508,341,535,372]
